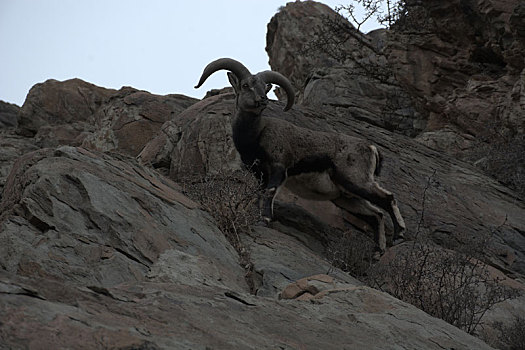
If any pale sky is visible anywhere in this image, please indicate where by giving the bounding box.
[0,0,381,106]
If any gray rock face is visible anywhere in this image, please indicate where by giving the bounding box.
[266,1,525,157]
[0,100,19,128]
[266,2,421,136]
[0,2,523,346]
[0,129,38,195]
[16,78,114,141]
[0,269,495,350]
[139,92,242,178]
[266,1,342,91]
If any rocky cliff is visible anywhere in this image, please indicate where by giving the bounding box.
[1,1,525,349]
[268,1,524,147]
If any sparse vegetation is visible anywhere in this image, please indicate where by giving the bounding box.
[366,237,517,334]
[326,229,376,277]
[493,316,525,350]
[327,170,519,336]
[179,167,263,292]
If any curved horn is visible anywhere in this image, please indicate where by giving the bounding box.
[256,71,295,111]
[195,58,252,89]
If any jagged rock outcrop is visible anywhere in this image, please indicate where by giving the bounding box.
[266,1,342,91]
[0,100,19,128]
[16,79,198,156]
[0,146,497,349]
[16,79,115,143]
[0,146,247,290]
[388,0,525,155]
[139,92,241,178]
[267,1,421,136]
[266,0,525,157]
[82,87,197,157]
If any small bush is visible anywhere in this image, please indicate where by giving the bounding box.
[475,131,525,199]
[494,316,525,350]
[180,168,262,249]
[179,167,263,292]
[367,237,517,334]
[326,230,376,277]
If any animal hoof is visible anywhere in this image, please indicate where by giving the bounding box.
[373,251,382,261]
[393,237,405,246]
[256,217,271,227]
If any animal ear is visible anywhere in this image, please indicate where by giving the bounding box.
[227,72,240,93]
[265,83,273,94]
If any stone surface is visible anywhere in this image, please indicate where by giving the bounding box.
[1,1,523,347]
[387,0,525,156]
[14,79,198,157]
[266,1,420,136]
[139,92,243,178]
[245,226,360,298]
[266,1,342,91]
[0,268,495,350]
[0,129,38,196]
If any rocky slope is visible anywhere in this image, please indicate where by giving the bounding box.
[0,136,496,350]
[1,0,525,349]
[1,122,499,349]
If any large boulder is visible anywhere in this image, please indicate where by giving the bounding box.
[139,92,242,178]
[266,1,343,91]
[15,79,198,157]
[16,79,114,143]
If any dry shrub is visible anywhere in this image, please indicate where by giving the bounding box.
[475,131,525,199]
[493,316,525,350]
[367,237,518,334]
[179,167,263,292]
[180,168,262,249]
[326,230,376,277]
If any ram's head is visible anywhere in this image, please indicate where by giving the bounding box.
[195,58,295,113]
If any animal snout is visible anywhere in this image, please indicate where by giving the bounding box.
[255,96,268,107]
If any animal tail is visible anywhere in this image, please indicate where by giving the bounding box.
[371,145,383,176]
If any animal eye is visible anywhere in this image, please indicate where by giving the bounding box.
[242,83,249,89]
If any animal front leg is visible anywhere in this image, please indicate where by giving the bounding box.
[261,164,286,223]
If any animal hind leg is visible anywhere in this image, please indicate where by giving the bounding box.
[333,196,386,254]
[366,182,405,242]
[335,175,405,241]
[261,164,286,223]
